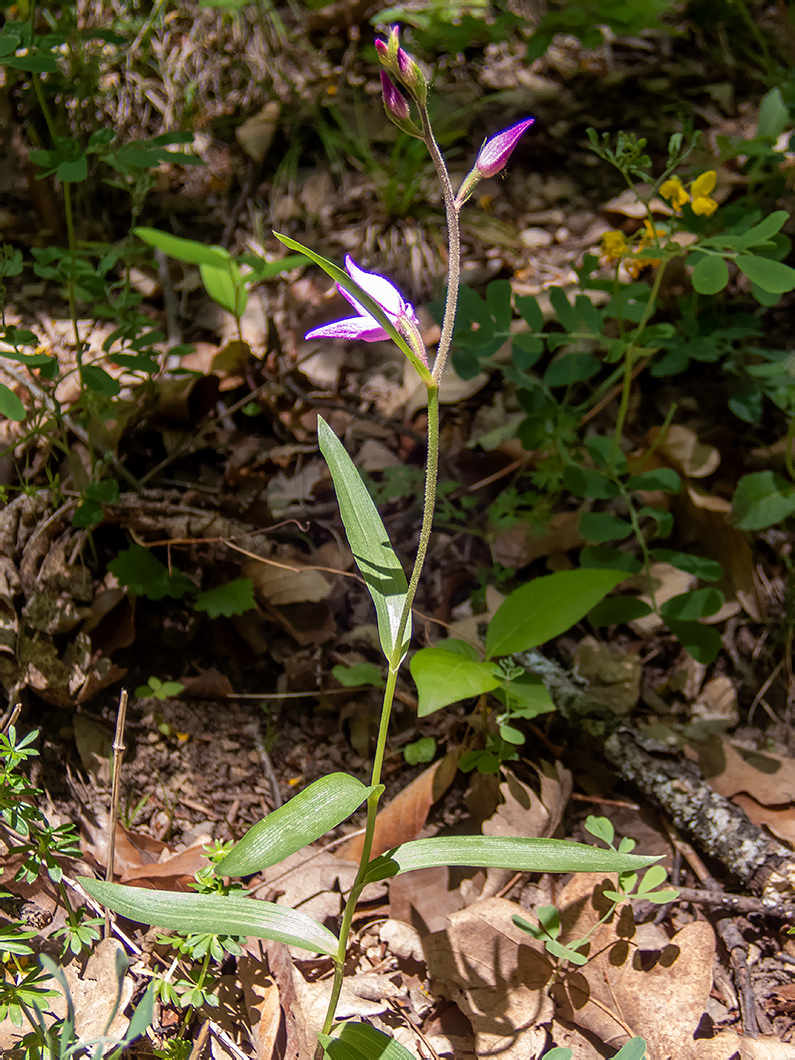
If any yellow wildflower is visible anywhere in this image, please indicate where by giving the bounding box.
[659,175,689,212]
[601,229,630,263]
[627,219,665,277]
[690,170,718,216]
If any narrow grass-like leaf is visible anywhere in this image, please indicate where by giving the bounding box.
[363,835,659,884]
[318,416,410,661]
[79,880,338,956]
[485,569,627,658]
[215,773,374,877]
[274,233,433,385]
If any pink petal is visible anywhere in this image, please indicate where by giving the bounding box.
[305,315,389,342]
[344,256,405,317]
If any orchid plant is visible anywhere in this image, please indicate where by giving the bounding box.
[82,28,662,1059]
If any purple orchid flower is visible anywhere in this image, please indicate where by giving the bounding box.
[475,117,535,178]
[305,256,423,357]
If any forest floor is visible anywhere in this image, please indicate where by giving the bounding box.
[1,2,795,1058]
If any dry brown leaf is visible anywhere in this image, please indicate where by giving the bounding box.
[335,752,458,861]
[490,510,584,569]
[733,793,795,845]
[236,101,280,163]
[702,740,795,806]
[389,865,466,933]
[0,938,133,1052]
[239,953,281,1060]
[653,423,721,478]
[181,668,235,698]
[573,637,641,715]
[553,873,715,1059]
[245,553,331,606]
[73,714,113,786]
[119,839,212,885]
[424,896,554,1060]
[484,762,573,842]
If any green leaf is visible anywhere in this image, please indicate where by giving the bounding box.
[515,294,544,331]
[108,544,194,601]
[690,255,729,295]
[195,579,256,618]
[538,1050,573,1060]
[757,87,787,140]
[332,662,384,688]
[733,211,789,249]
[563,465,621,499]
[580,546,642,574]
[612,1038,650,1060]
[665,619,722,664]
[543,353,600,387]
[57,154,88,183]
[215,774,374,877]
[651,550,723,581]
[319,1022,416,1060]
[545,937,589,965]
[588,596,652,626]
[275,233,433,385]
[659,588,724,621]
[485,569,627,658]
[318,417,410,661]
[200,261,248,318]
[735,254,795,294]
[410,648,501,717]
[133,228,231,268]
[584,815,614,846]
[495,673,555,718]
[364,835,659,885]
[732,470,795,530]
[81,365,120,396]
[403,736,436,765]
[0,383,25,421]
[579,512,633,544]
[624,468,681,493]
[78,879,339,955]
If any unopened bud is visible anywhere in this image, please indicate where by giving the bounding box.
[396,47,428,106]
[475,117,535,178]
[381,71,410,123]
[379,71,424,140]
[375,24,401,70]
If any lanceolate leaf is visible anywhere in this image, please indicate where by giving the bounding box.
[79,880,339,956]
[133,227,231,268]
[215,774,375,877]
[485,569,627,658]
[364,835,659,884]
[274,233,433,385]
[319,1022,416,1059]
[317,416,410,661]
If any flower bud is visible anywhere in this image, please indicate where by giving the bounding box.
[396,46,428,106]
[474,117,535,178]
[380,71,424,139]
[375,24,401,71]
[381,71,410,122]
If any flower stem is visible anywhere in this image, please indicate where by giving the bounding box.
[419,109,461,384]
[319,109,459,1047]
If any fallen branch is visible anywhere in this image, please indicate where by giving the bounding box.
[516,649,795,902]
